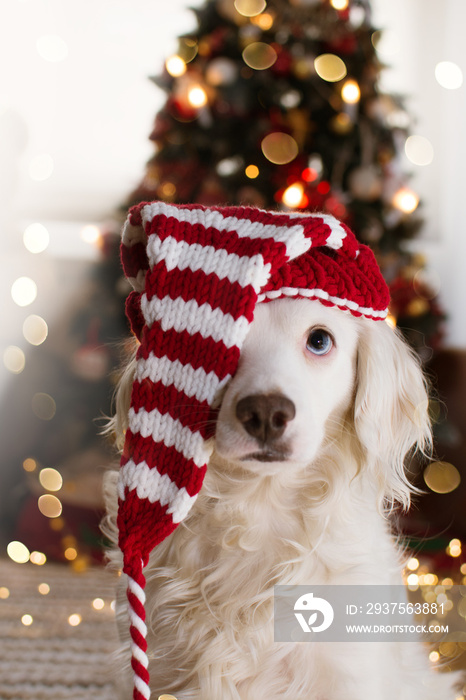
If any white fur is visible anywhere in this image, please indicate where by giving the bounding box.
[103,298,460,699]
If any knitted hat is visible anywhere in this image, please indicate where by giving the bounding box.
[117,200,389,699]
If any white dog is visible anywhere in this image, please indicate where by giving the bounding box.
[104,297,460,699]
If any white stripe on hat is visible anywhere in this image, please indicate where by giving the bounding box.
[136,354,232,405]
[128,406,212,467]
[146,235,272,289]
[317,214,348,250]
[141,202,313,260]
[257,286,388,319]
[118,459,198,523]
[140,294,252,349]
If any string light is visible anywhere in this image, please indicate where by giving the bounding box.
[392,187,419,214]
[330,0,349,8]
[64,547,78,561]
[23,458,37,472]
[92,598,105,610]
[341,79,360,104]
[68,613,82,627]
[447,539,462,558]
[187,85,208,108]
[245,164,259,179]
[30,551,47,565]
[282,183,305,208]
[407,557,419,571]
[165,55,187,77]
[429,651,440,663]
[250,12,274,30]
[81,225,101,245]
[21,614,33,626]
[38,583,50,595]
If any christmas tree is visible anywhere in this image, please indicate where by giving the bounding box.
[125,0,443,357]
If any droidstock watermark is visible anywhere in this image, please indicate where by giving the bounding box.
[274,585,466,642]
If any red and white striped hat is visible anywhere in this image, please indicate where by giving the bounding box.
[117,201,389,699]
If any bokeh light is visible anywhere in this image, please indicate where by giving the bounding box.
[39,467,63,492]
[11,277,37,307]
[245,164,259,179]
[282,183,304,208]
[435,61,463,90]
[36,34,68,62]
[23,315,48,346]
[234,0,266,17]
[23,223,50,253]
[424,461,461,494]
[38,583,50,595]
[31,393,56,421]
[405,135,434,166]
[21,614,33,626]
[80,225,101,245]
[23,458,37,472]
[187,85,208,108]
[38,494,63,518]
[331,0,349,8]
[3,346,26,374]
[7,541,30,564]
[242,42,277,71]
[392,187,419,214]
[165,55,186,77]
[0,587,10,599]
[314,54,347,82]
[68,613,82,627]
[28,153,54,181]
[29,551,47,565]
[341,79,360,103]
[261,132,298,164]
[92,598,105,610]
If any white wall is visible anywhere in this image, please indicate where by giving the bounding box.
[372,0,466,347]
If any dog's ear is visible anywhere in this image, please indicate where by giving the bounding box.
[353,320,432,511]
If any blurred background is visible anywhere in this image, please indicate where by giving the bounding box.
[0,0,465,694]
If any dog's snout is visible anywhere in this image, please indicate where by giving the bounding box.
[235,393,296,444]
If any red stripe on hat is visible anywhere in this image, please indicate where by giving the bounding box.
[146,214,289,263]
[121,241,149,281]
[130,378,214,440]
[145,263,258,321]
[121,436,207,495]
[139,324,240,380]
[118,493,177,566]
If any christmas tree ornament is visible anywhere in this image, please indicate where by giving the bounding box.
[118,200,389,700]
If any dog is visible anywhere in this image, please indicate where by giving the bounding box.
[104,295,461,700]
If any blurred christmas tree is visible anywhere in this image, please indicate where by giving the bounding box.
[125,0,444,357]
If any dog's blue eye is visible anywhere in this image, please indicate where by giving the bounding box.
[306,329,333,355]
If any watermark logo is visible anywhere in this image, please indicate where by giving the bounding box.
[294,592,334,633]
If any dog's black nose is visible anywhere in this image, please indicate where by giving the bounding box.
[235,393,296,444]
